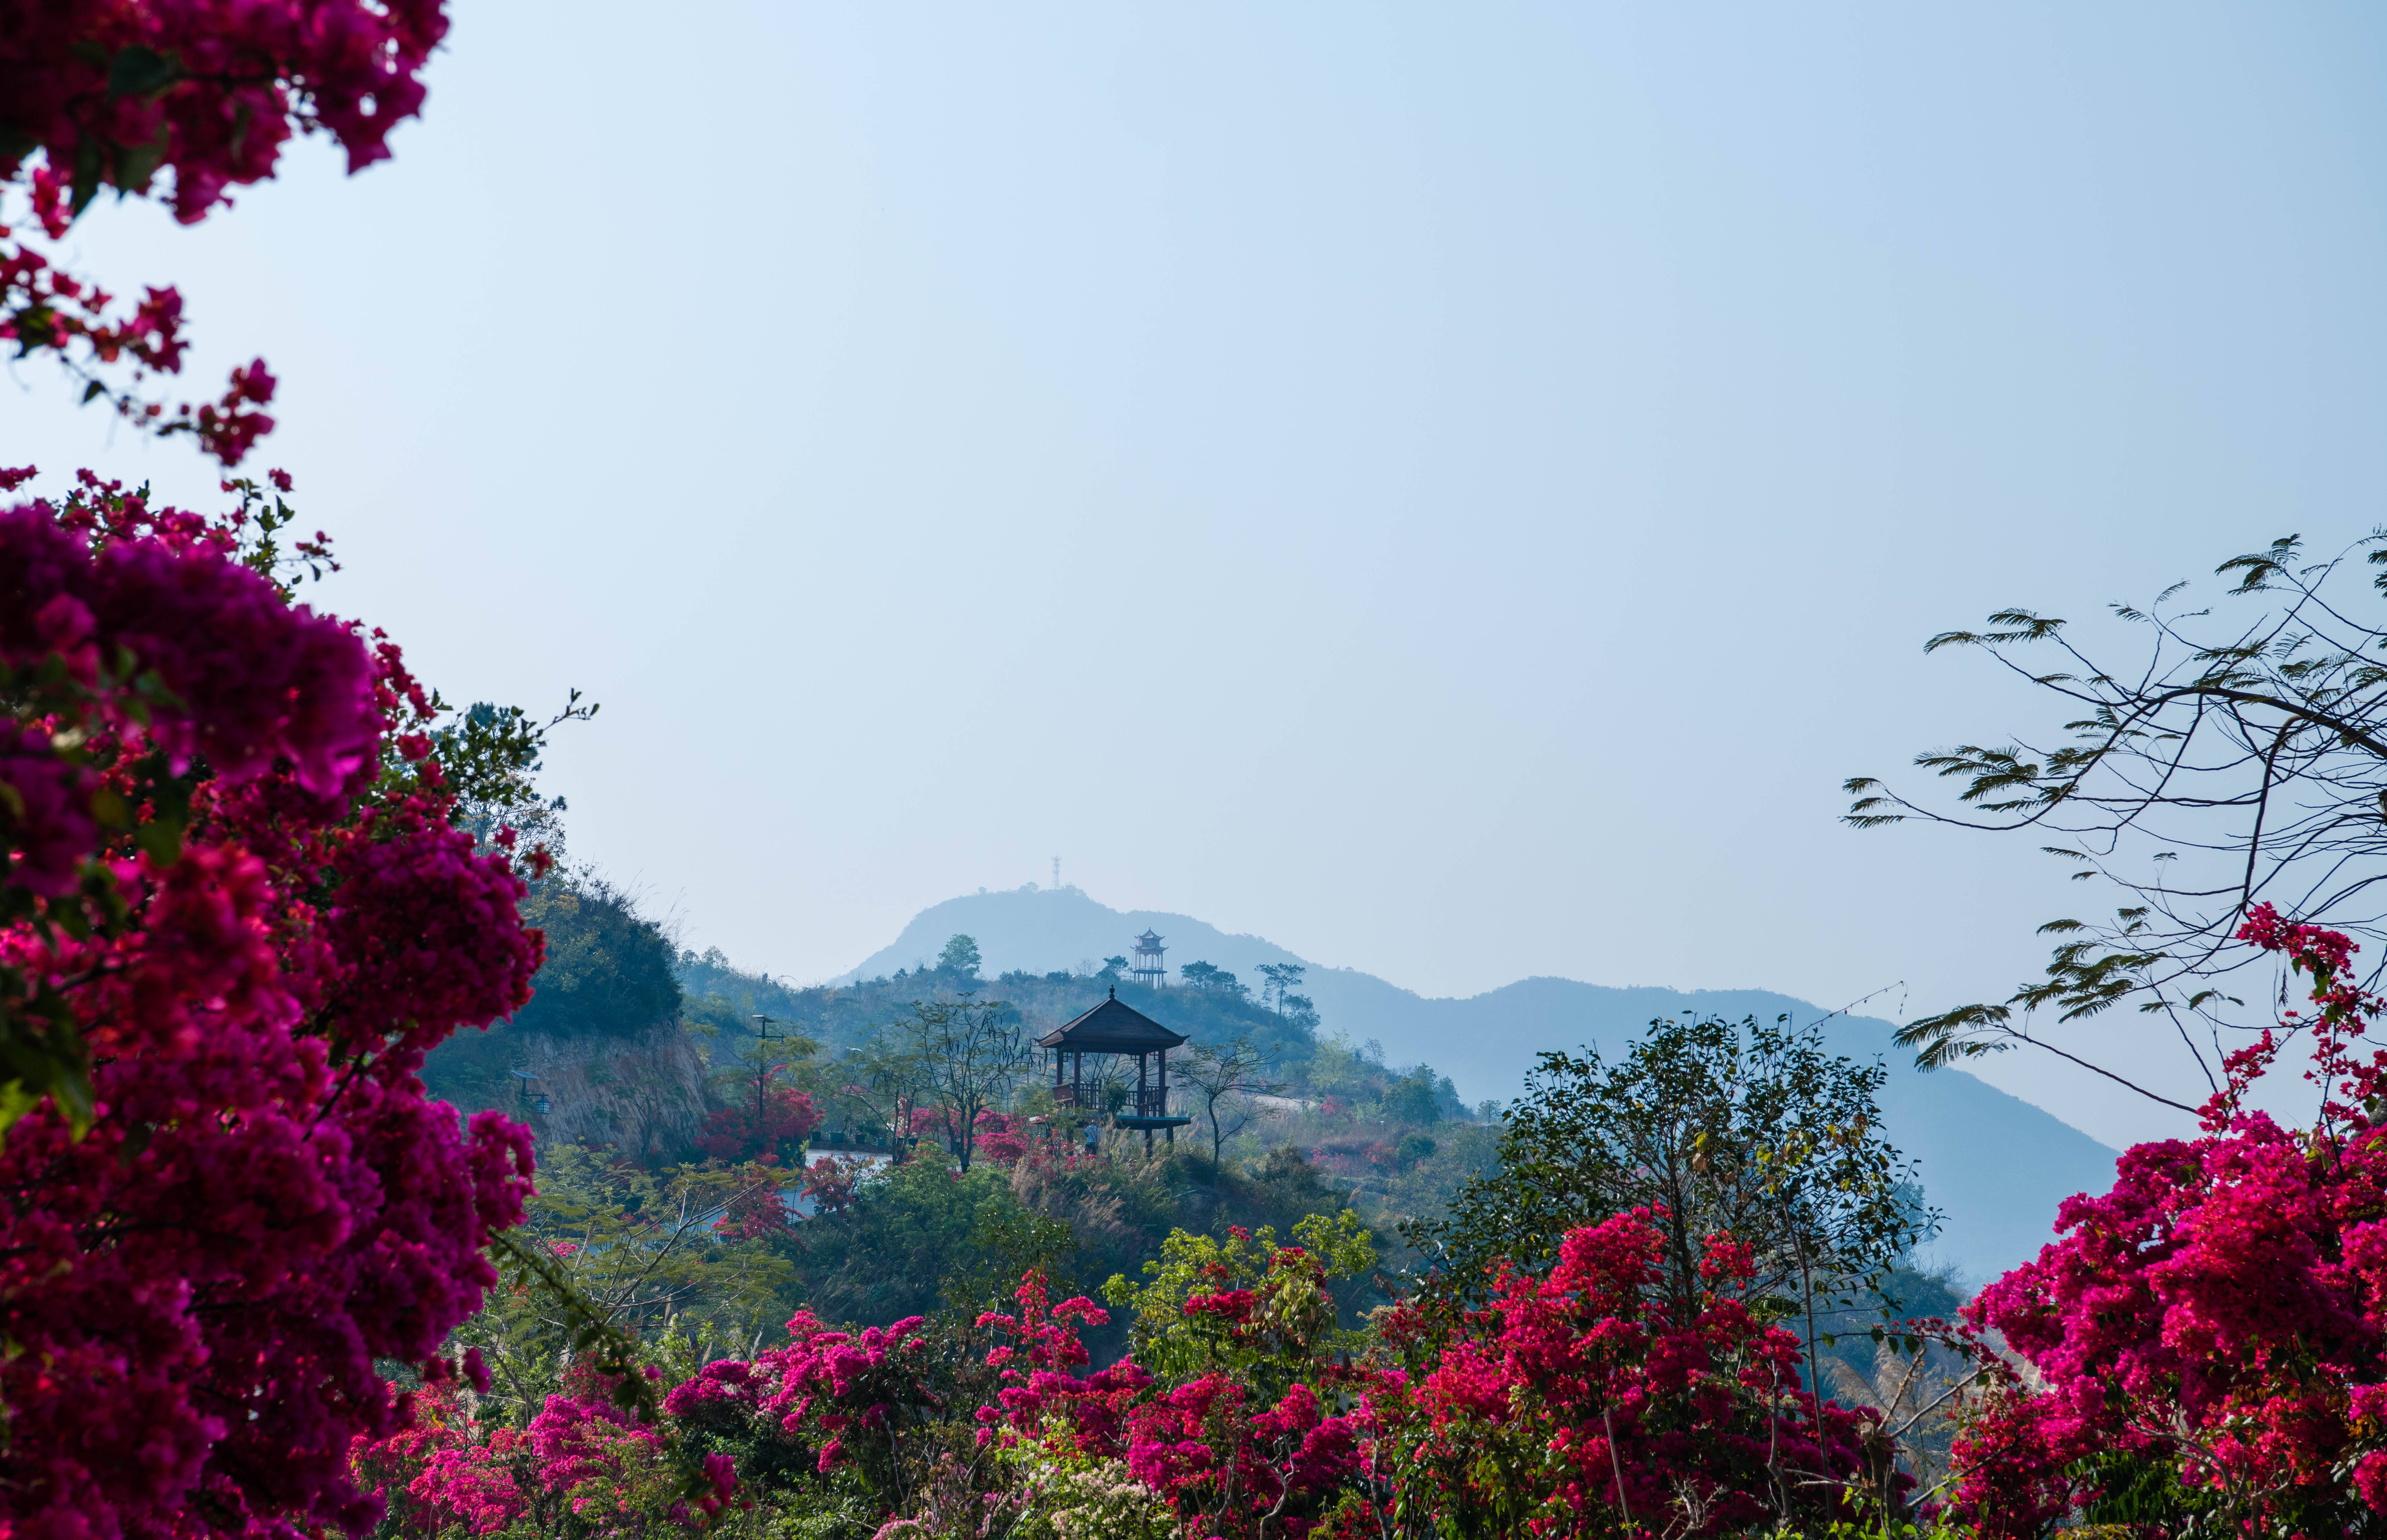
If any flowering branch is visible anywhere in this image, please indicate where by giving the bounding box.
[2,1,450,464]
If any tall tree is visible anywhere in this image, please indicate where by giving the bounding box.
[1406,1015,1929,1326]
[1381,1066,1443,1125]
[937,933,982,978]
[876,994,1031,1171]
[1847,534,2387,1108]
[1256,961,1307,1017]
[827,1033,929,1153]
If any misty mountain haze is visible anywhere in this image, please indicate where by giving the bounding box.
[839,884,2115,1281]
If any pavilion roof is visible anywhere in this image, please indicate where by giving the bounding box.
[1036,991,1188,1053]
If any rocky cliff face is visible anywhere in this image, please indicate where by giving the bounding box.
[514,1020,714,1161]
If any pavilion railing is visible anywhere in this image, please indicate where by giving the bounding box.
[1047,1085,1176,1118]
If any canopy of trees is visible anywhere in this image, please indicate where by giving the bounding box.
[513,873,683,1037]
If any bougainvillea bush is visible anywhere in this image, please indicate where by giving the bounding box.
[0,471,546,1535]
[1346,1211,1887,1540]
[981,1212,1879,1540]
[978,1264,1361,1540]
[1100,1211,1376,1403]
[354,1363,740,1538]
[357,1204,1951,1539]
[1949,905,2387,1536]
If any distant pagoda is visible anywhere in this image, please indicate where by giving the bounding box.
[1129,928,1167,989]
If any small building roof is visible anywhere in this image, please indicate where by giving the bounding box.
[1037,990,1189,1053]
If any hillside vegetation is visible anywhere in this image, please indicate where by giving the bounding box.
[672,937,1496,1281]
[423,889,1953,1382]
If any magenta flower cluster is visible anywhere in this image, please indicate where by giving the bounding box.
[974,1272,1152,1460]
[1,0,449,224]
[664,1308,935,1481]
[1952,903,2387,1533]
[361,1371,740,1536]
[3,2,448,465]
[1352,1213,1883,1539]
[0,478,544,1536]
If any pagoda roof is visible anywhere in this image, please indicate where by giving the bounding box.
[1037,990,1188,1053]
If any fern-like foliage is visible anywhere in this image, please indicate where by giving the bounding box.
[1851,531,2387,1107]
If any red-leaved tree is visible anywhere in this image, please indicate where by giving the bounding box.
[697,1066,822,1165]
[0,472,544,1535]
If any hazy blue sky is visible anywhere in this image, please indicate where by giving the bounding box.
[12,3,2387,1147]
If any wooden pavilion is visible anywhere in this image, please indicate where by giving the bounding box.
[1038,987,1194,1148]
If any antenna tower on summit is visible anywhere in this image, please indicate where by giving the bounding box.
[1130,929,1167,989]
[1053,856,1060,890]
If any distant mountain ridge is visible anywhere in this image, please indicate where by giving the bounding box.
[840,885,2116,1282]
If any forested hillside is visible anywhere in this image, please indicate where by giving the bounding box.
[673,938,1490,1273]
[426,887,1492,1277]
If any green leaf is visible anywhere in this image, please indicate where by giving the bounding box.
[0,1006,93,1139]
[0,1080,46,1135]
[106,46,180,102]
[70,138,102,216]
[112,132,166,194]
[134,819,182,865]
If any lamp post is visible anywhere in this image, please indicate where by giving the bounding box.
[751,1014,788,1141]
